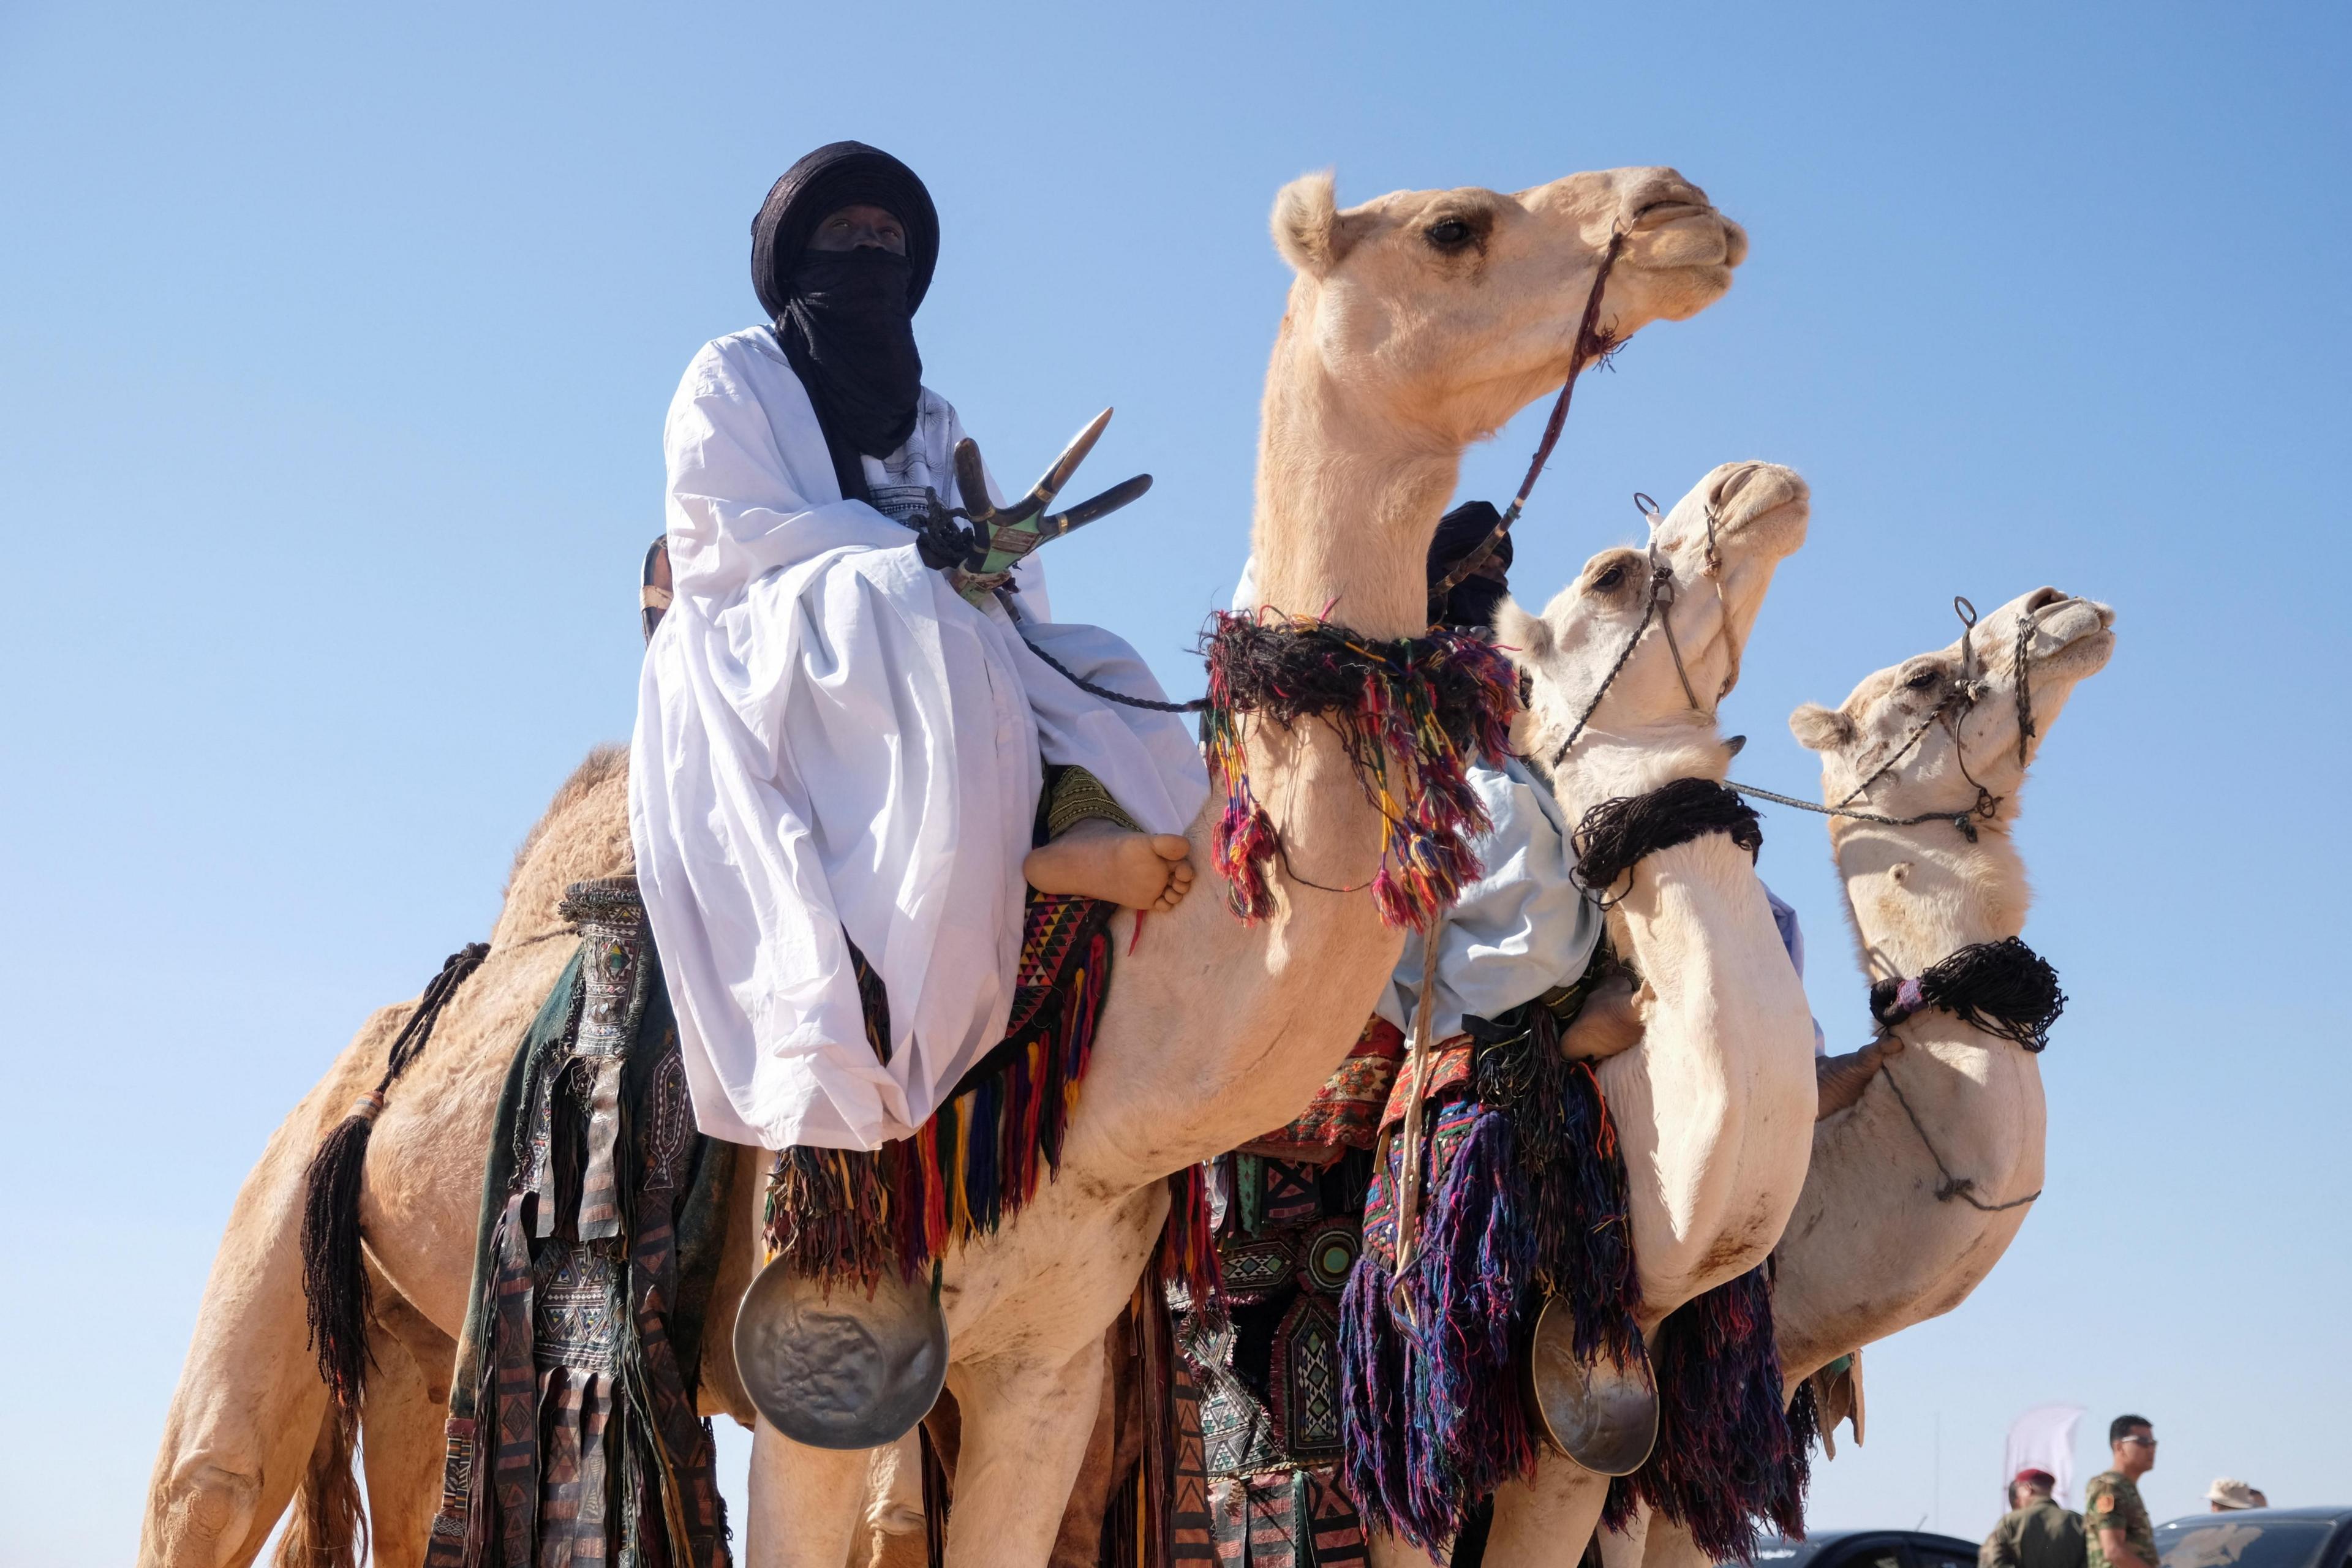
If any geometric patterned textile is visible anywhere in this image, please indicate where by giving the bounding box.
[1175,1155,1371,1568]
[423,878,737,1568]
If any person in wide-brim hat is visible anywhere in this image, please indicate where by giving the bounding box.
[2207,1478,2264,1512]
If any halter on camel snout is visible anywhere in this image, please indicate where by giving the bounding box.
[1726,594,2059,842]
[1542,489,1742,769]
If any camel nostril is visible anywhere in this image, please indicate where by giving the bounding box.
[1627,199,1711,232]
[2023,587,2068,614]
[1713,464,1762,510]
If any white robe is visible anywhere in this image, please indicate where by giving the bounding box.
[631,328,1208,1152]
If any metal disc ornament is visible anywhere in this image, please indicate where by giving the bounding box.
[733,1256,949,1451]
[1523,1298,1659,1476]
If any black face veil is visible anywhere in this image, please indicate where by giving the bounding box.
[751,142,942,503]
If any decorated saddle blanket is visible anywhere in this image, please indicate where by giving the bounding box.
[426,878,739,1568]
[1335,984,1817,1564]
[1237,1017,1408,1165]
[761,765,1221,1296]
[763,886,1126,1287]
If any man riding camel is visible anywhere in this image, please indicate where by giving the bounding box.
[631,141,1207,1154]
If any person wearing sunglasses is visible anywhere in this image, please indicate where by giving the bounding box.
[2085,1416,2160,1568]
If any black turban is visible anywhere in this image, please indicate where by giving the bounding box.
[751,141,941,318]
[750,143,942,502]
[1427,500,1513,631]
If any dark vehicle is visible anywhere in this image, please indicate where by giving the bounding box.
[1743,1530,1982,1568]
[2155,1509,2352,1568]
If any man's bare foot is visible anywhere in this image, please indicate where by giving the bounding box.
[1023,824,1196,912]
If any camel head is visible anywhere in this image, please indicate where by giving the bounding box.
[1499,461,1809,812]
[1253,167,1746,636]
[1269,166,1746,442]
[1790,586,2117,831]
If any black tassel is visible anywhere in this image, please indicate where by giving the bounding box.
[1572,778,1763,905]
[300,1091,387,1410]
[299,942,489,1409]
[1868,936,2065,1052]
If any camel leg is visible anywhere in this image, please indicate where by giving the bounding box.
[1597,1506,1651,1568]
[860,1433,930,1568]
[1633,1513,1709,1568]
[141,1103,347,1567]
[1367,1534,1447,1568]
[938,1339,1107,1568]
[747,1420,878,1568]
[1483,1458,1611,1568]
[358,1282,459,1567]
[1046,1336,1122,1568]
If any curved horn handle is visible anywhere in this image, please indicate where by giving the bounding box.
[952,438,1001,529]
[1040,473,1153,540]
[1026,408,1114,516]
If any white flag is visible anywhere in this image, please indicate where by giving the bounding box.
[2004,1403,2087,1508]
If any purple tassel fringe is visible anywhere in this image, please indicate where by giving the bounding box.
[1604,1265,1811,1564]
[1340,1109,1534,1548]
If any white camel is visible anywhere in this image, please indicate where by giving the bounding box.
[140,164,1749,1568]
[1369,462,1824,1568]
[1627,585,2117,1568]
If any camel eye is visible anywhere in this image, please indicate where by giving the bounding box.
[1903,669,1939,692]
[1592,564,1627,592]
[1425,217,1474,249]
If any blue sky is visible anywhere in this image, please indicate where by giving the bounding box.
[3,2,2346,1561]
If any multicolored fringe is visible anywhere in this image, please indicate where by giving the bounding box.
[1341,1106,1531,1547]
[764,892,1116,1287]
[1338,1001,1641,1550]
[1603,1264,1811,1564]
[1158,1161,1226,1312]
[1198,612,1520,930]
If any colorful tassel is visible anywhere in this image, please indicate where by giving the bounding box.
[1199,612,1521,930]
[763,894,1118,1288]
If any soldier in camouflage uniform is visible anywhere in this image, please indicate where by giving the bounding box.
[1981,1469,2086,1568]
[2084,1415,2160,1568]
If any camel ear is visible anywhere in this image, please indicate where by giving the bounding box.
[1273,172,1359,278]
[1492,597,1551,662]
[1789,702,1855,752]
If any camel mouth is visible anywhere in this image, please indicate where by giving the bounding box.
[2010,595,2117,683]
[1659,462,1809,566]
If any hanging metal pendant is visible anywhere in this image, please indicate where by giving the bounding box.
[1523,1298,1659,1477]
[733,1256,950,1451]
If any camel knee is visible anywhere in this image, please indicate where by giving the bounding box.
[149,1457,261,1566]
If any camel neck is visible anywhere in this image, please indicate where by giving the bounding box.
[1542,729,1728,825]
[1830,820,2029,983]
[1248,318,1457,640]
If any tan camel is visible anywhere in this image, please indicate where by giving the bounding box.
[859,463,1819,1568]
[1626,586,2117,1568]
[140,164,1748,1568]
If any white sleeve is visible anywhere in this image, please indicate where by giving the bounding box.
[663,343,903,616]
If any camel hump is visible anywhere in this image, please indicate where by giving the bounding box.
[496,745,636,949]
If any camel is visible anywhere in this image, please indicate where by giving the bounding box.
[140,163,1749,1568]
[1626,585,2117,1568]
[849,464,1821,1568]
[1351,461,1823,1568]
